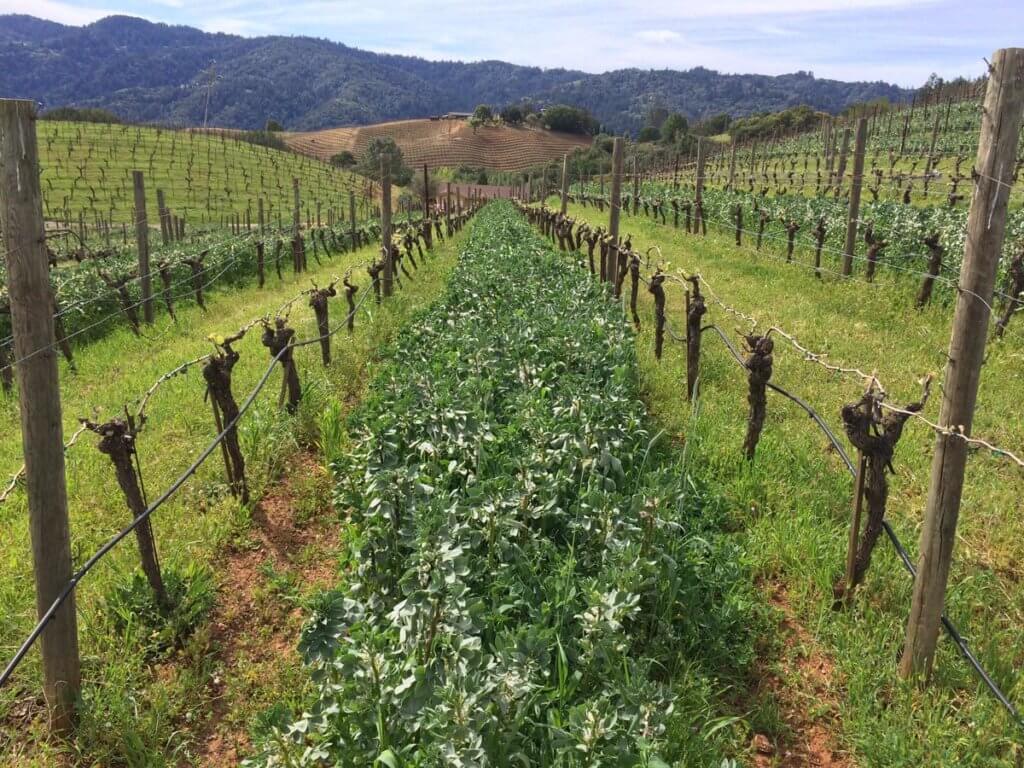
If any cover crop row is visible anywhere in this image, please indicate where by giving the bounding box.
[246,202,759,767]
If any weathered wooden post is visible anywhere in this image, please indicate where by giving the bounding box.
[132,171,154,323]
[0,98,81,734]
[727,141,737,191]
[607,138,624,285]
[156,188,171,246]
[631,156,640,215]
[292,177,304,272]
[833,126,851,197]
[418,163,428,215]
[349,191,357,250]
[901,48,1024,682]
[381,157,393,297]
[559,153,569,215]
[843,451,867,603]
[842,118,868,276]
[695,138,706,235]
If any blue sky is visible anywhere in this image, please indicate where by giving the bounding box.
[3,0,1020,86]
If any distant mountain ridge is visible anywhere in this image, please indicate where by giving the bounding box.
[0,14,914,134]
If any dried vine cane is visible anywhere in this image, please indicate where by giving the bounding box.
[648,271,666,361]
[83,416,168,607]
[741,333,774,460]
[344,277,359,333]
[835,377,931,602]
[262,318,301,413]
[203,330,250,503]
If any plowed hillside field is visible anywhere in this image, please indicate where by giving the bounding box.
[284,119,592,171]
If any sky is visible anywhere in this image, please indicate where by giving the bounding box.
[2,0,1020,87]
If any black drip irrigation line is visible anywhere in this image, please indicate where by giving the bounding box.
[698,322,1024,730]
[0,281,377,689]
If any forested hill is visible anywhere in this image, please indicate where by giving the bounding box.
[0,14,913,133]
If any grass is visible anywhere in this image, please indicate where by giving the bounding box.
[555,196,1024,765]
[38,121,370,230]
[0,224,464,766]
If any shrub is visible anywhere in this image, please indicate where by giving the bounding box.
[500,104,524,126]
[356,137,413,185]
[329,150,356,168]
[40,106,121,124]
[638,126,661,143]
[542,104,600,135]
[237,129,288,151]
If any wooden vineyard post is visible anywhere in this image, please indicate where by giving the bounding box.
[825,120,836,185]
[422,166,434,250]
[694,138,706,235]
[607,137,624,285]
[156,188,170,246]
[843,450,867,604]
[631,156,639,215]
[559,153,569,215]
[0,99,81,732]
[842,118,868,276]
[292,177,303,273]
[749,141,757,190]
[833,126,851,197]
[422,163,430,216]
[925,112,941,196]
[446,181,453,234]
[132,171,154,323]
[900,47,1024,682]
[380,157,393,298]
[349,191,357,250]
[727,141,737,191]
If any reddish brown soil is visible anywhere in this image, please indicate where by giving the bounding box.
[750,582,855,768]
[184,452,340,767]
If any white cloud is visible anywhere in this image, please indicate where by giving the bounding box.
[199,15,269,35]
[1,0,997,87]
[0,0,114,25]
[754,24,796,37]
[635,29,680,44]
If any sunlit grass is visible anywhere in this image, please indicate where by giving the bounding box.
[557,196,1024,766]
[0,227,463,767]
